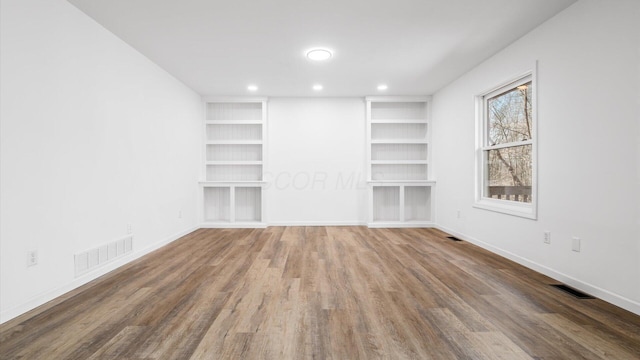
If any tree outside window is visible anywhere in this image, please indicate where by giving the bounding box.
[475,71,537,219]
[485,80,532,202]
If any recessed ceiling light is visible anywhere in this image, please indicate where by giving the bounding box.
[247,85,258,92]
[377,84,388,91]
[313,84,323,91]
[306,48,333,61]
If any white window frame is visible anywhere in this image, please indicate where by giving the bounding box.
[474,66,538,219]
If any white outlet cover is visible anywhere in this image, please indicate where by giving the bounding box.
[572,237,581,252]
[27,251,38,266]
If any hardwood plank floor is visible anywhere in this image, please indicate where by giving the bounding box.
[1,227,639,359]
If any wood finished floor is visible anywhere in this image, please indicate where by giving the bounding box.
[1,227,640,359]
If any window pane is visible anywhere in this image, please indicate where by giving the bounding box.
[487,81,532,146]
[484,145,532,203]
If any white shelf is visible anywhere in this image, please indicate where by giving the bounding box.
[367,97,434,227]
[206,161,262,165]
[372,186,400,222]
[205,120,263,125]
[206,140,263,145]
[205,123,262,142]
[371,139,428,144]
[367,180,436,185]
[202,99,267,225]
[371,119,428,124]
[369,184,434,224]
[203,187,230,222]
[200,181,267,186]
[371,160,428,165]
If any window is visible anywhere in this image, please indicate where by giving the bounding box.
[475,71,537,219]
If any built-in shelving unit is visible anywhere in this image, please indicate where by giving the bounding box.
[366,97,435,227]
[200,98,267,227]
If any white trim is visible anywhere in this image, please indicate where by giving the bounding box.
[267,221,367,227]
[365,100,372,183]
[371,119,428,124]
[482,140,533,151]
[371,139,428,144]
[261,100,268,224]
[0,226,199,324]
[202,96,268,103]
[436,225,640,316]
[371,160,429,165]
[367,222,435,228]
[204,120,263,125]
[229,185,236,222]
[473,198,536,219]
[205,140,263,145]
[205,161,263,165]
[474,62,538,220]
[367,180,436,186]
[365,96,431,102]
[199,181,267,186]
[199,222,267,229]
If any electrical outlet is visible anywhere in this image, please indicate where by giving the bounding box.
[178,209,182,219]
[572,237,581,252]
[456,210,461,219]
[27,250,38,267]
[544,231,551,244]
[126,223,132,234]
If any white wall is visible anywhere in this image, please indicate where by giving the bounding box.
[432,0,640,314]
[267,98,367,225]
[0,0,202,323]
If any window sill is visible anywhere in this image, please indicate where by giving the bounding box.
[473,198,537,220]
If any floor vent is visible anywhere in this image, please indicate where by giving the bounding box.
[75,235,133,277]
[550,284,594,299]
[446,236,463,242]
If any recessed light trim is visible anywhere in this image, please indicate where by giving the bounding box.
[377,84,388,91]
[306,48,333,61]
[313,84,323,91]
[247,85,258,92]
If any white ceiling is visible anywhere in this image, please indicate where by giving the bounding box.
[68,0,576,97]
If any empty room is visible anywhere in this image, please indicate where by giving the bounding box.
[1,0,639,358]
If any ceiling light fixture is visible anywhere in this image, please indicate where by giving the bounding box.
[247,85,258,92]
[306,48,333,61]
[377,84,388,91]
[313,84,323,91]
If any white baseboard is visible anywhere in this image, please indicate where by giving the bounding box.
[267,221,367,227]
[436,225,640,316]
[199,222,268,229]
[367,222,435,228]
[0,226,198,325]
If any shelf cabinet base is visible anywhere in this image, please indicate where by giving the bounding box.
[367,221,435,228]
[199,222,267,229]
